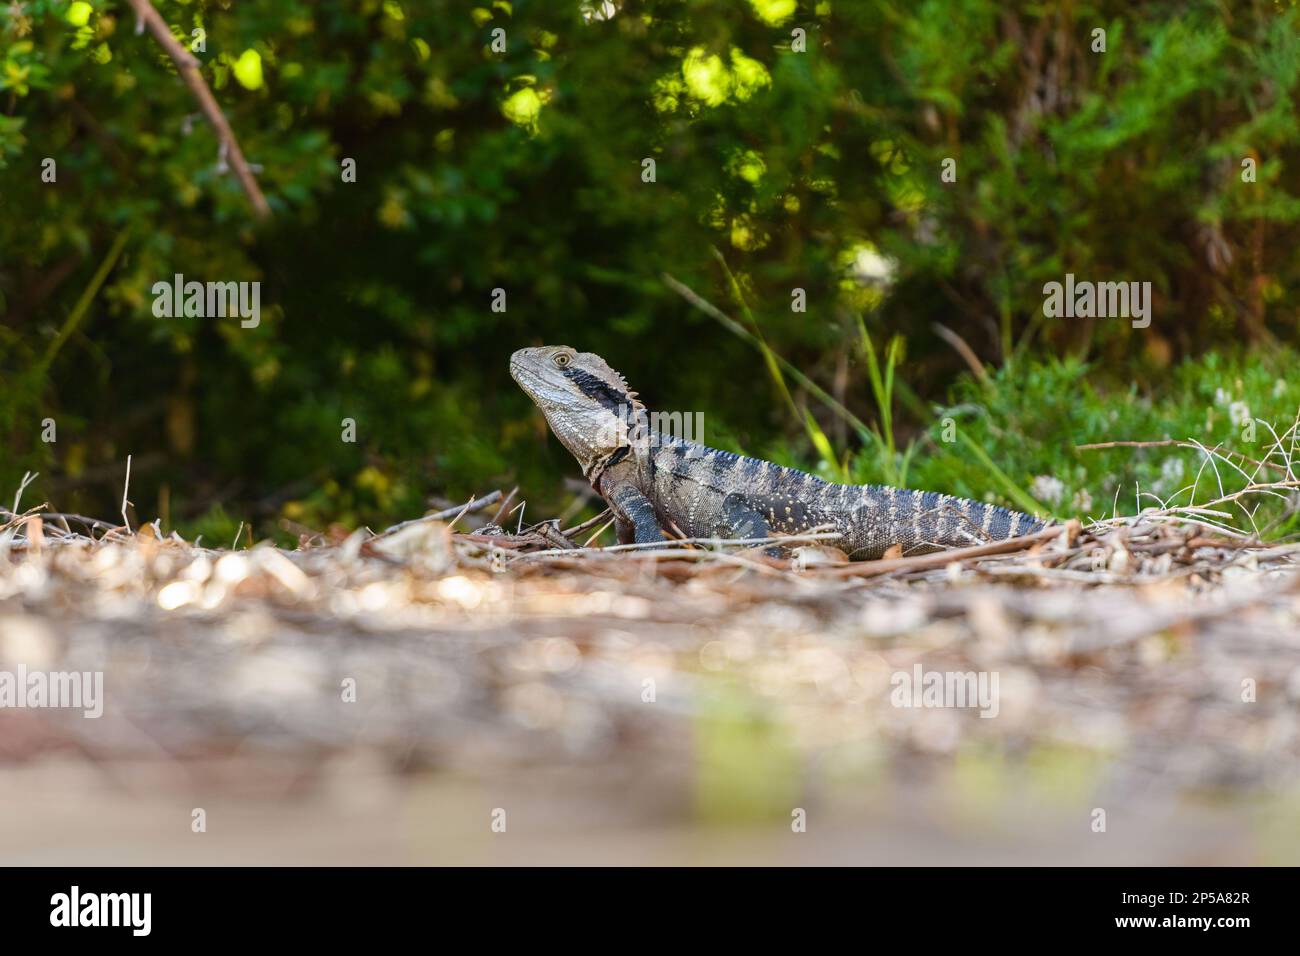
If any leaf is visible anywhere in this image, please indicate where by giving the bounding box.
[232,49,264,91]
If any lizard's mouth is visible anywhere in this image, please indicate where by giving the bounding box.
[509,361,550,406]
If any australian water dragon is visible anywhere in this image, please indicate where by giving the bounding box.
[510,345,1050,559]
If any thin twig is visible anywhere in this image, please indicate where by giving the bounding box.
[120,454,133,532]
[517,525,843,559]
[1075,438,1287,475]
[37,228,131,376]
[372,490,503,540]
[931,321,988,383]
[561,507,614,539]
[581,518,617,548]
[12,471,39,515]
[126,0,271,219]
[662,272,874,438]
[490,487,519,526]
[0,508,116,536]
[517,546,799,578]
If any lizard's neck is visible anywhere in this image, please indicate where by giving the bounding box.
[584,400,665,489]
[584,444,631,484]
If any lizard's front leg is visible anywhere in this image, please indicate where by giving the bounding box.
[606,482,667,546]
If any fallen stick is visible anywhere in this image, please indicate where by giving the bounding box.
[0,504,48,532]
[0,508,120,535]
[819,522,1073,579]
[515,525,843,559]
[529,519,579,550]
[452,531,535,549]
[561,508,613,539]
[490,487,519,526]
[371,490,503,540]
[514,547,798,578]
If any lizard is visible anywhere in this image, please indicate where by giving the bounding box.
[510,345,1052,560]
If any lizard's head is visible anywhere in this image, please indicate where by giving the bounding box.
[510,345,643,473]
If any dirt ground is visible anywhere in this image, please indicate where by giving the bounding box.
[2,509,1298,865]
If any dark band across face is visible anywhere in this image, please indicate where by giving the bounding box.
[566,366,631,415]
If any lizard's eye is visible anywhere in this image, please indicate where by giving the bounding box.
[553,352,572,368]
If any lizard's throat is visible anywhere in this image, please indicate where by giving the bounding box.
[540,408,620,468]
[540,403,643,478]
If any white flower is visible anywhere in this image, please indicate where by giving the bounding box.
[1153,457,1185,497]
[1030,475,1065,506]
[1228,401,1251,427]
[849,245,897,287]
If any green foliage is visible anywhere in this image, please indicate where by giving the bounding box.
[2,1,1299,537]
[855,319,916,488]
[848,348,1300,535]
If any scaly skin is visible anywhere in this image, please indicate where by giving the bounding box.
[510,345,1051,559]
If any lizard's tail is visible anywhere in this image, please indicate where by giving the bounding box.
[854,488,1054,559]
[936,495,1052,547]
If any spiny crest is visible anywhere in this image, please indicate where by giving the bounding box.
[571,349,644,414]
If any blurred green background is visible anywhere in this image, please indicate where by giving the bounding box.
[3,0,1300,542]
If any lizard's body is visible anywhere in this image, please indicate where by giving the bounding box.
[511,346,1050,559]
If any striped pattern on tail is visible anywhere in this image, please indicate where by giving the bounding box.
[880,487,1050,553]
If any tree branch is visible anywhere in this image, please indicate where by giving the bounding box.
[126,0,271,219]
